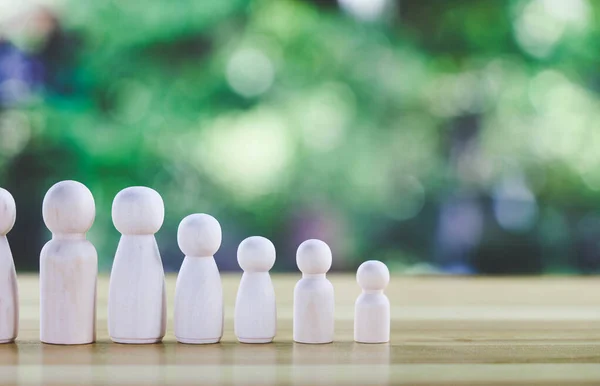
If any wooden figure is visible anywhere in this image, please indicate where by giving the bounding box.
[174,213,223,344]
[293,239,334,344]
[0,188,18,343]
[234,236,277,343]
[108,186,166,344]
[40,180,97,345]
[354,260,390,343]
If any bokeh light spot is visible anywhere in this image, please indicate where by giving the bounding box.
[385,175,425,221]
[300,83,355,152]
[493,176,538,233]
[513,0,590,58]
[0,110,31,158]
[338,0,388,22]
[226,48,275,98]
[199,109,293,200]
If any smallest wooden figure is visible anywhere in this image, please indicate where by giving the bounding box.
[0,188,18,343]
[354,260,390,344]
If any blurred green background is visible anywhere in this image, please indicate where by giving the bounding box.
[1,0,599,274]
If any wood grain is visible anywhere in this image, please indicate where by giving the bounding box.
[3,274,600,385]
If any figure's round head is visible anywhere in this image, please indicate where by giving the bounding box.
[0,188,16,236]
[42,180,95,234]
[112,186,164,235]
[357,260,389,291]
[296,239,332,275]
[177,213,222,257]
[237,236,276,272]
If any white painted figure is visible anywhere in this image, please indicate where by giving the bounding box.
[0,188,18,343]
[354,260,390,344]
[293,239,334,344]
[234,236,276,343]
[174,213,223,344]
[40,180,97,345]
[108,186,166,344]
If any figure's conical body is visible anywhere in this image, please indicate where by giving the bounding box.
[174,255,223,343]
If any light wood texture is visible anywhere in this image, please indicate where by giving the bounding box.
[5,275,600,385]
[40,181,97,345]
[109,187,166,344]
[174,214,223,344]
[174,257,223,344]
[293,239,335,344]
[0,236,18,343]
[0,188,18,344]
[355,260,390,343]
[234,236,276,343]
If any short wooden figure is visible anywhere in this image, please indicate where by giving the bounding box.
[293,239,334,344]
[354,260,390,343]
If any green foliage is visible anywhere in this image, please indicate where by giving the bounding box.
[2,0,600,272]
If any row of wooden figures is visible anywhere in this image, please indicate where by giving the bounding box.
[0,181,390,345]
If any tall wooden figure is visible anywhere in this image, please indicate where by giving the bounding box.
[354,260,390,343]
[40,180,97,345]
[234,236,277,343]
[0,188,18,343]
[109,187,166,344]
[293,239,334,344]
[174,213,223,344]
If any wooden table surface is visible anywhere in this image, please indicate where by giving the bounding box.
[4,274,600,385]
